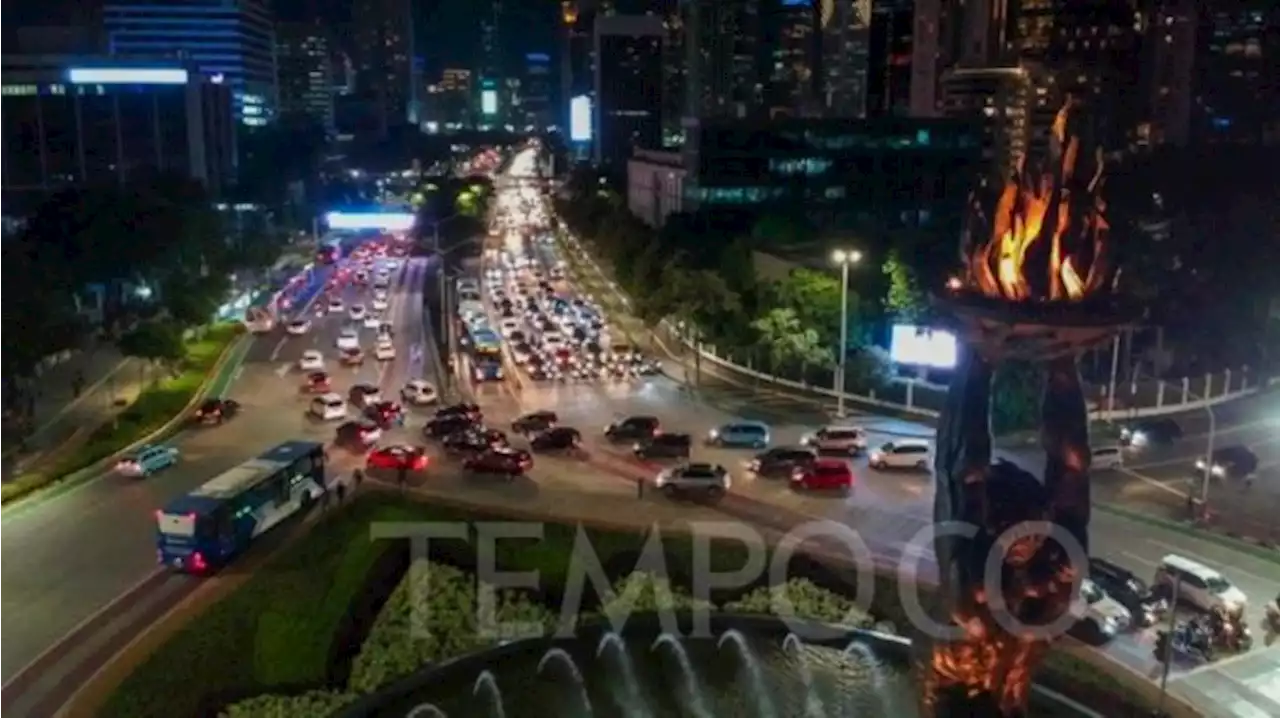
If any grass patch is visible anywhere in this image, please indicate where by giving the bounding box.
[1,323,243,505]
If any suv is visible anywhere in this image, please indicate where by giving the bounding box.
[634,433,692,460]
[1154,554,1248,617]
[1196,445,1258,480]
[803,426,868,455]
[707,421,771,449]
[464,448,533,477]
[1090,557,1164,627]
[604,415,660,442]
[868,439,931,470]
[748,447,818,479]
[655,463,730,501]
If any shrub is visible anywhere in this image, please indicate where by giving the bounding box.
[348,560,553,693]
[219,691,356,718]
[596,571,714,620]
[723,578,872,627]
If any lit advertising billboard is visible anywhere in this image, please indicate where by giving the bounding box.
[67,67,188,85]
[481,89,498,115]
[889,325,957,369]
[324,212,416,231]
[570,95,591,142]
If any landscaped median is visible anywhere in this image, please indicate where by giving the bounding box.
[1,323,249,506]
[86,491,1176,718]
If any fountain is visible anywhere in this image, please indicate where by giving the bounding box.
[535,647,595,717]
[782,633,827,718]
[718,629,779,718]
[651,633,713,718]
[596,633,649,718]
[472,670,507,718]
[404,705,447,718]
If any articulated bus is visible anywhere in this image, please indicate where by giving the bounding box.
[155,441,327,573]
[466,326,506,382]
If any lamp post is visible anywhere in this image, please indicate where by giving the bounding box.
[1195,392,1218,515]
[831,248,863,418]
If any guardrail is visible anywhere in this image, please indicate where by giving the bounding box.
[561,234,1267,422]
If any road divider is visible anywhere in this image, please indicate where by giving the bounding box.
[1,325,252,509]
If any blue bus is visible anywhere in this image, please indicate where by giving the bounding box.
[155,440,327,573]
[468,327,505,381]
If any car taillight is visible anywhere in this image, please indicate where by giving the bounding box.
[192,552,208,572]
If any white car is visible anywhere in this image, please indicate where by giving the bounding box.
[868,439,932,470]
[349,304,367,321]
[803,426,868,455]
[400,379,439,405]
[372,296,389,311]
[1072,579,1132,641]
[298,350,324,371]
[363,314,382,329]
[328,298,344,313]
[286,319,311,335]
[500,318,522,337]
[375,341,396,361]
[337,328,360,350]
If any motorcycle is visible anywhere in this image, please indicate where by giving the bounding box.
[1208,611,1254,652]
[1154,620,1216,664]
[1264,601,1280,646]
[1137,596,1170,629]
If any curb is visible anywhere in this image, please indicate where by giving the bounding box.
[1,331,252,513]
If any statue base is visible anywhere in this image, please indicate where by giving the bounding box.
[935,291,1138,362]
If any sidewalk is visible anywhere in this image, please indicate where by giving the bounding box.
[2,347,145,477]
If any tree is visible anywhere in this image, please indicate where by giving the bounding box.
[752,307,831,373]
[883,248,928,322]
[843,346,895,393]
[775,268,850,347]
[161,271,230,332]
[991,361,1043,434]
[662,268,742,383]
[117,320,187,378]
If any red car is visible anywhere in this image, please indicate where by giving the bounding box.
[368,444,429,471]
[791,459,854,492]
[365,401,405,428]
[303,371,331,393]
[463,448,532,477]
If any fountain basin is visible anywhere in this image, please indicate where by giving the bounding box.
[336,613,1104,718]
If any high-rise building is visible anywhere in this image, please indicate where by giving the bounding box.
[1191,1,1279,145]
[821,0,871,118]
[351,0,417,135]
[768,0,820,118]
[1138,0,1195,147]
[561,2,594,136]
[865,0,941,118]
[481,0,504,81]
[683,0,762,120]
[2,57,236,215]
[940,65,1031,178]
[104,0,277,126]
[954,0,1012,67]
[523,53,553,130]
[594,15,664,165]
[277,22,335,134]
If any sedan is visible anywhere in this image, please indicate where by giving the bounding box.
[512,410,557,434]
[790,459,854,493]
[193,398,241,425]
[367,444,429,472]
[463,448,532,477]
[286,319,311,335]
[530,426,583,454]
[302,371,332,393]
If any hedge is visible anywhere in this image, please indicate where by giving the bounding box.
[1,323,243,505]
[218,691,356,718]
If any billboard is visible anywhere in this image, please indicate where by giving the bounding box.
[67,67,188,85]
[889,325,957,369]
[324,212,415,231]
[570,95,592,142]
[481,89,498,115]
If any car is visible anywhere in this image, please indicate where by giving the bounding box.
[364,314,382,329]
[367,444,429,472]
[530,426,583,453]
[1154,554,1248,617]
[115,444,180,477]
[286,319,311,335]
[336,419,382,448]
[302,370,332,393]
[1196,445,1258,480]
[435,402,482,422]
[604,415,660,442]
[1089,557,1165,627]
[424,414,479,439]
[298,350,324,371]
[192,398,240,424]
[654,463,729,501]
[349,304,368,321]
[364,401,406,428]
[463,447,532,477]
[444,428,509,454]
[400,379,439,405]
[1069,579,1133,643]
[1120,418,1183,448]
[868,439,932,470]
[512,410,558,434]
[375,340,396,361]
[337,328,360,350]
[802,426,868,455]
[634,433,692,460]
[707,421,771,449]
[747,447,818,479]
[790,459,855,492]
[349,383,382,407]
[372,296,389,311]
[341,347,365,365]
[328,298,344,313]
[378,322,395,340]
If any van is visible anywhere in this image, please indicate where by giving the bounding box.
[1154,554,1248,616]
[1090,446,1124,470]
[309,393,348,421]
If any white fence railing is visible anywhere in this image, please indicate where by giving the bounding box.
[562,234,1267,422]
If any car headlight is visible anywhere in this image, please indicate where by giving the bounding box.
[708,429,719,439]
[632,443,642,451]
[1195,458,1207,470]
[870,452,885,462]
[1120,427,1132,438]
[801,435,814,445]
[1212,465,1225,477]
[1130,431,1148,446]
[1101,616,1120,633]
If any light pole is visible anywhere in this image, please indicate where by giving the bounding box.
[831,248,863,418]
[1195,393,1218,514]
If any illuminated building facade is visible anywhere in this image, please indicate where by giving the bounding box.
[594,15,664,165]
[523,53,552,130]
[940,65,1031,178]
[865,0,941,118]
[104,0,276,126]
[821,0,871,117]
[768,0,820,117]
[683,0,762,120]
[351,0,417,134]
[1192,1,1279,145]
[276,22,334,134]
[561,2,593,136]
[1,57,235,214]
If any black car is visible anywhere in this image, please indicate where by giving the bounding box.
[1089,557,1166,627]
[193,398,241,424]
[1198,445,1259,480]
[349,383,381,407]
[1120,418,1183,447]
[364,401,405,428]
[435,402,482,422]
[464,447,533,477]
[443,428,509,454]
[424,414,478,439]
[531,426,583,453]
[512,410,558,434]
[605,415,661,442]
[635,433,692,460]
[749,446,818,479]
[336,419,381,448]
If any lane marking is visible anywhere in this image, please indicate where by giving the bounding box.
[1144,540,1278,585]
[275,363,292,378]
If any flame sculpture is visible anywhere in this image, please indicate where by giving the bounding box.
[962,97,1116,303]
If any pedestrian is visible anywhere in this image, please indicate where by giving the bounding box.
[336,481,347,504]
[1185,494,1196,520]
[397,466,408,491]
[353,468,365,486]
[636,477,645,499]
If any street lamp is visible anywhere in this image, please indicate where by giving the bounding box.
[1190,390,1218,516]
[831,248,863,418]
